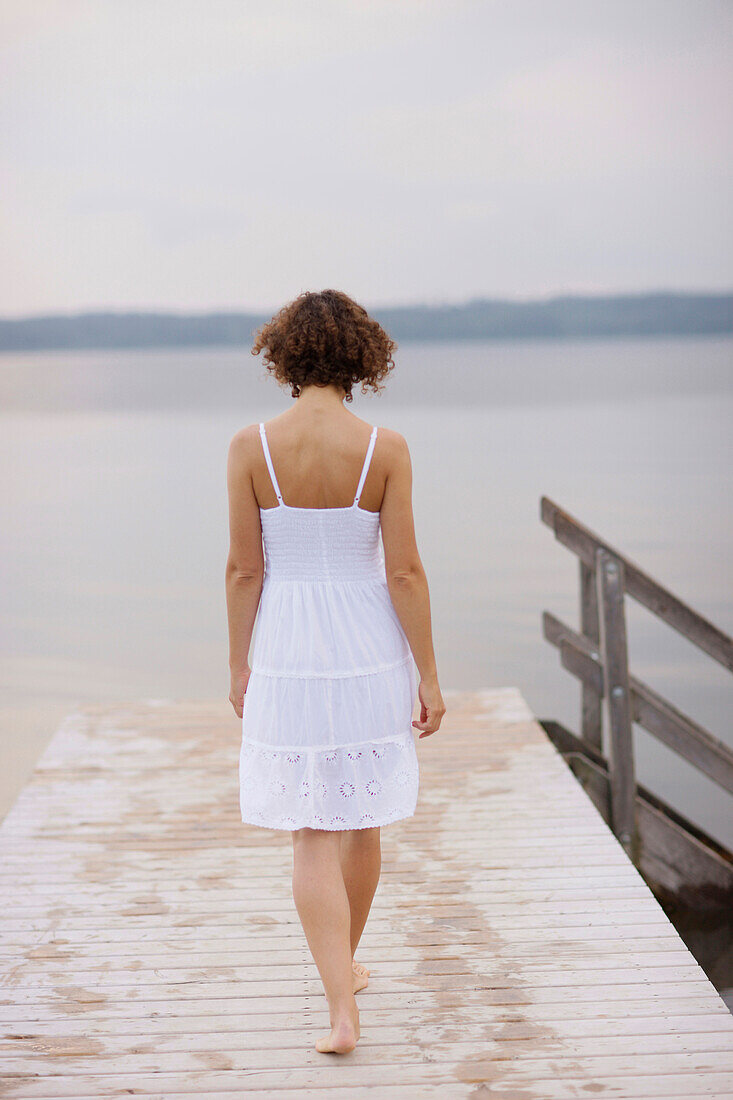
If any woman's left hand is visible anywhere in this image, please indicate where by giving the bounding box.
[229,667,252,719]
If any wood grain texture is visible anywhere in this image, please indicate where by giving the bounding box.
[1,687,732,1098]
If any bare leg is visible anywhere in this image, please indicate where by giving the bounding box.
[339,827,381,988]
[291,827,360,1053]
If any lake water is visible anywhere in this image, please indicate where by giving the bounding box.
[1,335,731,847]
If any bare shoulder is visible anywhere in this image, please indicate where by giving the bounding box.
[228,422,261,461]
[375,426,411,467]
[376,425,408,448]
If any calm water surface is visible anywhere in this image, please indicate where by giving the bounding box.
[1,336,731,844]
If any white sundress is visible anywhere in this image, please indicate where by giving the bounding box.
[239,420,420,831]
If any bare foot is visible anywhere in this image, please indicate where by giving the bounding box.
[315,1005,360,1054]
[352,959,369,993]
[353,958,370,977]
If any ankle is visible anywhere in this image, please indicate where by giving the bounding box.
[328,994,358,1022]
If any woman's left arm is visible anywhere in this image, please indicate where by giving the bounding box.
[225,426,265,718]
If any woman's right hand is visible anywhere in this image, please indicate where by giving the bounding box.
[412,678,446,738]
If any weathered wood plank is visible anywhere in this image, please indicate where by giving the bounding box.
[2,1058,733,1097]
[5,1006,733,1038]
[3,1036,733,1078]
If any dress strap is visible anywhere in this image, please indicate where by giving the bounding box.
[258,422,284,505]
[353,426,378,506]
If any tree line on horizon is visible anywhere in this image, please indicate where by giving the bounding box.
[0,292,730,352]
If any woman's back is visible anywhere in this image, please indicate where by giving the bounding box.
[254,412,386,514]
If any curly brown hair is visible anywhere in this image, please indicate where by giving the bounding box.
[251,289,397,403]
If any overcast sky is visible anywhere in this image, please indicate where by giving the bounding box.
[1,0,731,316]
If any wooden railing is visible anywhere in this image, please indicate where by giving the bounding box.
[540,496,733,857]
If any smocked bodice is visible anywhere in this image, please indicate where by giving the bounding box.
[260,504,385,583]
[257,420,385,584]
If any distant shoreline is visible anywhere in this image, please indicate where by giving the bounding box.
[0,292,731,353]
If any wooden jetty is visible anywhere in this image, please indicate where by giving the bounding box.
[1,688,733,1097]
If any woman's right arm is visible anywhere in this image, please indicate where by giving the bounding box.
[379,429,445,737]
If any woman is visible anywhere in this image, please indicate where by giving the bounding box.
[225,289,445,1055]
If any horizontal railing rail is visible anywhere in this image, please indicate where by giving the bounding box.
[542,611,733,794]
[541,497,733,672]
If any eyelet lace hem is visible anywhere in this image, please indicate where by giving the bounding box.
[239,803,417,832]
[239,730,419,831]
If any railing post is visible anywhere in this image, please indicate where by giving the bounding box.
[579,559,602,750]
[595,547,637,855]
